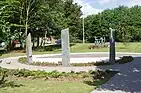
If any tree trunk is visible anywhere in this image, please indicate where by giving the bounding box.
[25,5,29,52]
[32,37,35,50]
[43,31,47,48]
[40,37,43,47]
[19,3,24,49]
[37,36,40,47]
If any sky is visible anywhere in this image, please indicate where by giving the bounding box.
[74,0,141,17]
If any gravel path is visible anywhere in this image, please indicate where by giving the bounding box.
[0,52,139,72]
[0,56,121,72]
[36,52,141,58]
[33,52,141,63]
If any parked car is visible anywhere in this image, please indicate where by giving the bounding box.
[12,40,21,48]
[0,40,6,51]
[55,39,61,45]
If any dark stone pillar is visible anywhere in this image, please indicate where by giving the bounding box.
[109,28,115,64]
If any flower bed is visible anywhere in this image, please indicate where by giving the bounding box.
[18,56,134,67]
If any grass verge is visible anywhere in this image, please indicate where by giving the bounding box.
[0,79,94,93]
[0,67,118,93]
[1,42,141,58]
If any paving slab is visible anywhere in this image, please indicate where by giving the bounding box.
[91,57,141,93]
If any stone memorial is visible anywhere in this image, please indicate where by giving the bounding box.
[26,33,32,64]
[109,28,115,63]
[61,28,70,67]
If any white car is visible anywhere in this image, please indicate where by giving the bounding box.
[0,41,6,51]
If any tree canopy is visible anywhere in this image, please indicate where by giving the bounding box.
[0,0,82,49]
[85,5,141,42]
[0,0,141,49]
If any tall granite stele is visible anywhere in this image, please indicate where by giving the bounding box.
[26,33,32,64]
[61,28,70,67]
[109,28,116,64]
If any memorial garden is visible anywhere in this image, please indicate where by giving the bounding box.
[0,0,141,93]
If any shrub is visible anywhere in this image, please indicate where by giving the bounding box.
[83,70,118,86]
[19,56,134,67]
[0,68,9,87]
[18,56,134,67]
[18,57,26,64]
[0,67,118,86]
[116,56,134,64]
[14,69,31,77]
[30,62,58,66]
[0,67,107,79]
[18,57,58,66]
[71,62,111,66]
[92,70,106,80]
[18,57,111,67]
[83,77,94,85]
[44,47,53,51]
[0,67,82,79]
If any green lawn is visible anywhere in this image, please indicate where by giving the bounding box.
[0,79,94,93]
[0,70,117,93]
[1,42,141,58]
[70,42,141,53]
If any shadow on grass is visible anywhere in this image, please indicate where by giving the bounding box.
[0,50,5,56]
[84,71,118,88]
[0,80,24,88]
[84,79,105,87]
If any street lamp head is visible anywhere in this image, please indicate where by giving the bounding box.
[109,28,112,30]
[109,28,115,31]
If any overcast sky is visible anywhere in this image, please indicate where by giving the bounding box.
[74,0,141,17]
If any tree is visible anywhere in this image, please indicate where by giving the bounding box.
[63,0,82,42]
[84,5,141,42]
[0,0,19,50]
[0,0,83,50]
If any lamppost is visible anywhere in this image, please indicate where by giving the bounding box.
[83,17,85,44]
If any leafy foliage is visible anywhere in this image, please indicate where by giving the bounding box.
[0,67,118,86]
[116,56,134,64]
[85,5,141,42]
[0,0,82,50]
[0,68,8,87]
[83,70,118,86]
[18,57,111,66]
[1,0,141,50]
